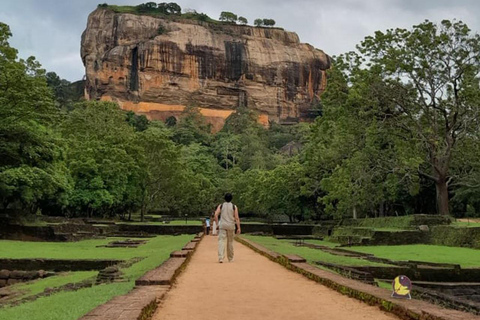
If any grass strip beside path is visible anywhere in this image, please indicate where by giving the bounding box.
[243,235,389,267]
[347,244,480,268]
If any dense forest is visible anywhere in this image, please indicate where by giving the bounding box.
[1,19,480,221]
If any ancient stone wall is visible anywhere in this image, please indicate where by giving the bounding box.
[0,270,51,288]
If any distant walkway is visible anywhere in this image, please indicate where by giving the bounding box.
[153,236,399,320]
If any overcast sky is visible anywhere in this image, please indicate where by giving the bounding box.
[1,0,480,81]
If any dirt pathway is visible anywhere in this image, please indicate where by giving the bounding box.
[153,236,399,320]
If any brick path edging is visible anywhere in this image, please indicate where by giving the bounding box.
[80,233,204,320]
[235,236,478,320]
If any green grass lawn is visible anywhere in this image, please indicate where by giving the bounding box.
[243,235,388,267]
[9,271,97,302]
[0,237,156,260]
[348,244,480,268]
[303,239,339,248]
[451,220,480,227]
[377,280,392,290]
[0,235,192,320]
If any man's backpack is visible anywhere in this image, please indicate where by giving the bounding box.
[220,203,236,211]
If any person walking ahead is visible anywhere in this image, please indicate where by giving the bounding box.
[214,193,241,263]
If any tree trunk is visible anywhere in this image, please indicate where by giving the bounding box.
[353,206,357,220]
[140,204,146,222]
[435,179,449,215]
[379,201,385,217]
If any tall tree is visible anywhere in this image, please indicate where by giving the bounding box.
[254,19,263,27]
[238,17,248,25]
[353,20,480,215]
[219,11,238,23]
[172,106,212,146]
[0,22,69,213]
[62,101,141,217]
[263,19,276,27]
[303,58,422,219]
[137,124,181,221]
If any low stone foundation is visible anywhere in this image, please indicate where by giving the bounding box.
[0,270,53,288]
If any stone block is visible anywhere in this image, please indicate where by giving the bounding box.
[135,258,186,286]
[10,270,24,279]
[283,254,306,263]
[182,242,197,251]
[0,270,10,279]
[24,271,38,280]
[7,279,20,285]
[418,225,429,232]
[170,250,190,258]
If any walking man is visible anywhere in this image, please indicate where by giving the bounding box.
[214,193,241,263]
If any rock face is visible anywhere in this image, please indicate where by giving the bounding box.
[81,8,331,131]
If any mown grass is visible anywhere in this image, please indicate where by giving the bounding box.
[377,280,392,290]
[0,238,142,260]
[303,239,339,248]
[0,282,133,320]
[451,220,480,228]
[10,271,97,302]
[243,235,388,267]
[0,235,192,320]
[348,244,480,268]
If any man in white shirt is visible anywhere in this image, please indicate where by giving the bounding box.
[214,193,241,263]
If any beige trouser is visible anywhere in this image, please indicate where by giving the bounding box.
[218,228,234,261]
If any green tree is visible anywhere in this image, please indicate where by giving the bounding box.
[213,132,241,170]
[62,101,141,217]
[126,111,149,132]
[220,108,277,171]
[355,20,480,215]
[0,22,69,213]
[303,59,422,219]
[158,2,181,15]
[177,143,220,214]
[137,124,182,220]
[238,16,248,25]
[172,106,212,146]
[165,116,177,127]
[260,161,307,222]
[45,71,77,110]
[254,19,263,27]
[219,11,238,23]
[263,19,276,27]
[137,2,158,13]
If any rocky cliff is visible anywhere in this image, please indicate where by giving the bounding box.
[81,8,331,130]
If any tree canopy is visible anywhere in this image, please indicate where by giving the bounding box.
[2,19,480,222]
[219,11,238,23]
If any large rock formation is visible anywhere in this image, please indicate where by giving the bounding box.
[81,8,331,131]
